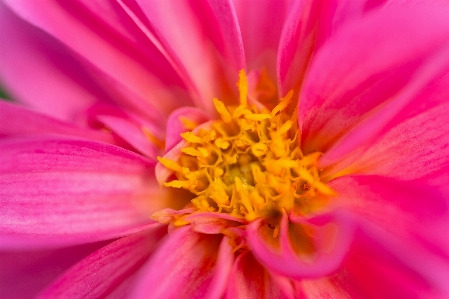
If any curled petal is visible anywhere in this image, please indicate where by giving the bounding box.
[165,107,211,152]
[131,227,233,299]
[226,251,296,299]
[247,210,354,279]
[155,121,214,185]
[185,212,245,235]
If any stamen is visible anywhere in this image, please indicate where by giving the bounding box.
[158,70,336,221]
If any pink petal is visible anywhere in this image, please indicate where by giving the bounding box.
[297,271,364,299]
[0,240,109,299]
[330,174,449,297]
[341,232,444,299]
[37,225,166,299]
[137,0,245,111]
[165,106,210,152]
[226,252,296,299]
[340,74,449,180]
[155,121,214,185]
[297,2,449,167]
[96,114,160,160]
[184,212,245,235]
[0,137,172,249]
[247,210,354,279]
[232,0,291,79]
[3,0,191,118]
[131,227,233,299]
[0,101,114,144]
[278,0,388,97]
[0,3,106,123]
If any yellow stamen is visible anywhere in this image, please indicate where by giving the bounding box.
[213,98,232,123]
[159,69,336,221]
[238,69,248,106]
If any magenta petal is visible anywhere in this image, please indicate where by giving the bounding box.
[0,137,170,249]
[0,101,114,144]
[96,114,160,160]
[131,227,233,299]
[298,3,449,166]
[297,272,364,299]
[233,0,290,79]
[3,0,191,118]
[156,121,214,185]
[0,3,107,123]
[331,174,449,296]
[165,106,210,152]
[278,0,387,97]
[0,240,109,299]
[37,225,165,299]
[343,232,444,299]
[138,0,244,111]
[342,73,449,180]
[185,212,245,235]
[247,210,354,279]
[226,252,296,299]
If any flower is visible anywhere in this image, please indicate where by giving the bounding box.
[1,0,449,298]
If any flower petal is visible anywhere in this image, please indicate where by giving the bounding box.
[164,106,210,152]
[298,2,449,167]
[277,0,386,98]
[0,101,114,144]
[0,137,171,249]
[247,210,354,279]
[0,240,109,299]
[338,74,449,180]
[37,225,165,299]
[137,0,245,111]
[3,0,191,118]
[96,114,160,160]
[225,252,296,299]
[232,0,291,79]
[131,227,233,299]
[0,3,107,123]
[330,174,449,296]
[342,232,444,299]
[297,271,364,299]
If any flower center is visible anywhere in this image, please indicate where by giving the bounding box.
[158,70,335,222]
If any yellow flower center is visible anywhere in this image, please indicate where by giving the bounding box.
[158,70,335,222]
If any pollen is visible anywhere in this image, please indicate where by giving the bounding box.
[159,70,335,221]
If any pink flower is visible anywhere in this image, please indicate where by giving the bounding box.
[1,1,449,298]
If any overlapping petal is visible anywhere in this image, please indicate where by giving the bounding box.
[247,210,354,279]
[131,227,233,299]
[0,101,114,144]
[330,174,449,297]
[226,252,296,299]
[298,2,449,169]
[37,225,165,299]
[0,137,168,249]
[0,3,108,123]
[0,240,109,299]
[137,0,244,112]
[2,0,191,119]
